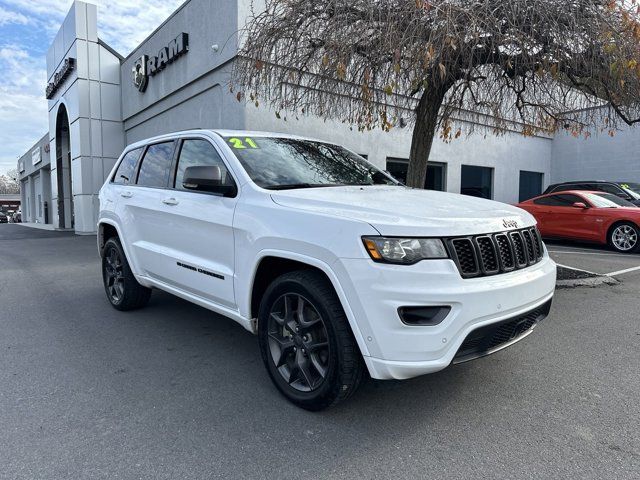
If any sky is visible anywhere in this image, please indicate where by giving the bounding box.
[0,0,185,176]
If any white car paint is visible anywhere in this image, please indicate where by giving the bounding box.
[99,129,557,380]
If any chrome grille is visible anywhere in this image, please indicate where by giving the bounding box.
[448,227,544,278]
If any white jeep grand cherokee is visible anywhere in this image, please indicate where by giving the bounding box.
[98,129,556,410]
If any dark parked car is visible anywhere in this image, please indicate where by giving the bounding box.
[544,181,640,206]
[0,212,8,223]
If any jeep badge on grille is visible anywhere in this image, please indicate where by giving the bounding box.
[503,219,519,229]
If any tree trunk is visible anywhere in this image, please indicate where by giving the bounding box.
[405,86,447,188]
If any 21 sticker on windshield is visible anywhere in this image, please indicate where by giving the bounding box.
[228,137,259,149]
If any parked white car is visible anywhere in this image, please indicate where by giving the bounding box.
[98,130,556,410]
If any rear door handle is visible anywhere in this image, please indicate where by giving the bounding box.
[120,191,133,198]
[162,197,179,206]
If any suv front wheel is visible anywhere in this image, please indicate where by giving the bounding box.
[258,270,365,410]
[101,237,151,310]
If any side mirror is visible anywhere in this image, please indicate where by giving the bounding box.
[572,202,588,209]
[182,166,237,197]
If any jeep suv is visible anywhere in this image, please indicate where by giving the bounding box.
[98,130,556,410]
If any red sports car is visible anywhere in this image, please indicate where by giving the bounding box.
[517,190,640,253]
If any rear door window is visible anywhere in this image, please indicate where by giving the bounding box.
[112,148,143,185]
[136,142,175,188]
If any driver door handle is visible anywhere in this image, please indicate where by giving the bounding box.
[120,191,133,198]
[162,197,179,206]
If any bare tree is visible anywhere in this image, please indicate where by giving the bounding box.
[233,0,640,187]
[0,169,20,194]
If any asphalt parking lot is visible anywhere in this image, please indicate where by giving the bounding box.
[1,224,639,479]
[546,239,640,280]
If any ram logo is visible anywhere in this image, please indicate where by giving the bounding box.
[502,219,519,229]
[132,55,149,92]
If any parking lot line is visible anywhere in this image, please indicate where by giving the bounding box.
[605,265,640,277]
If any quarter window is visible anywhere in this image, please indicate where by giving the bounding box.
[174,139,232,190]
[113,148,143,185]
[136,142,175,188]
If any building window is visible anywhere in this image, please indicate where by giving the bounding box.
[519,171,544,202]
[386,158,409,184]
[38,195,42,217]
[461,165,493,199]
[426,163,446,191]
[385,158,447,191]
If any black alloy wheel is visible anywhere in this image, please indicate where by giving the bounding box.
[104,246,125,304]
[267,293,330,392]
[101,237,151,311]
[258,270,365,410]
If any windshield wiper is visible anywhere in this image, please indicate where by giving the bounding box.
[264,183,343,191]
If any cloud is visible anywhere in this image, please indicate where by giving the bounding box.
[0,0,184,174]
[0,45,48,173]
[0,5,31,26]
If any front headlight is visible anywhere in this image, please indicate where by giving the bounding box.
[362,236,449,264]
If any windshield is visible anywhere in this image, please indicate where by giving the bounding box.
[222,136,399,190]
[583,192,636,208]
[619,183,640,199]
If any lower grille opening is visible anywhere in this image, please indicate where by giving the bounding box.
[452,299,552,364]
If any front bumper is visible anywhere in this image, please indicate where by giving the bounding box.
[333,254,556,380]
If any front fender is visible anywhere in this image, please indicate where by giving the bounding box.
[241,248,371,358]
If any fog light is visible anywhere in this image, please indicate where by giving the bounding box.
[398,306,451,326]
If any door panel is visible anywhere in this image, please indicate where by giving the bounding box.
[153,137,238,308]
[124,186,173,279]
[545,194,599,241]
[155,191,237,308]
[118,142,176,280]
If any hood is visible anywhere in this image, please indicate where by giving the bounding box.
[270,185,535,236]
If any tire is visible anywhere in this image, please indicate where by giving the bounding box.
[101,237,151,311]
[609,222,639,253]
[258,270,365,411]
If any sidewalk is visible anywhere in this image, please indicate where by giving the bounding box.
[15,222,71,232]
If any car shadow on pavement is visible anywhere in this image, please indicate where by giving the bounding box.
[128,289,518,425]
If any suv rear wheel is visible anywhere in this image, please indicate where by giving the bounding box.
[258,270,364,410]
[102,237,151,310]
[609,222,639,253]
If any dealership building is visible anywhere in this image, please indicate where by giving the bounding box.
[18,0,640,234]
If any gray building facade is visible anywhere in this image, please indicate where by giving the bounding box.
[19,0,639,234]
[17,134,53,225]
[552,122,640,184]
